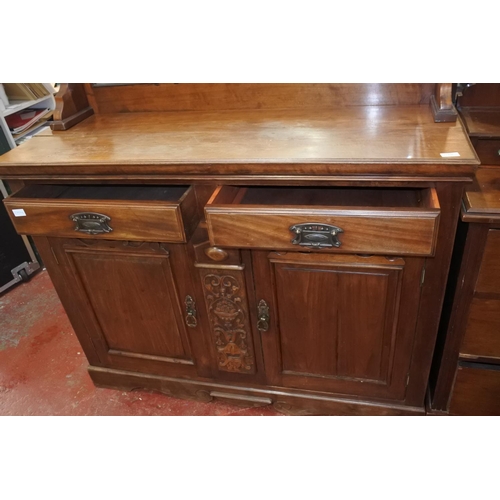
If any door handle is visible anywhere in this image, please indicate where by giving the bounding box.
[289,222,343,248]
[185,295,197,328]
[70,212,113,235]
[257,299,270,332]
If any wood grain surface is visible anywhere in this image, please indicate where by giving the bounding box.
[0,106,478,173]
[4,184,198,242]
[253,251,424,401]
[86,83,437,113]
[205,185,440,256]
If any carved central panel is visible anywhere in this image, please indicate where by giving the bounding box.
[200,270,256,374]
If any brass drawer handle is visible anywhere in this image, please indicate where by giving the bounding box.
[70,212,113,235]
[185,295,197,328]
[289,223,343,248]
[257,299,270,332]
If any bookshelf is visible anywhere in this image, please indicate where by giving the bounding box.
[0,83,57,149]
[0,84,55,291]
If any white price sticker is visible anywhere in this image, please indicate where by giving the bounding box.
[12,209,26,217]
[440,152,461,157]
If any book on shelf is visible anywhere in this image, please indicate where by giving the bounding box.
[27,83,50,99]
[15,123,51,145]
[12,111,53,138]
[5,108,51,134]
[2,83,50,102]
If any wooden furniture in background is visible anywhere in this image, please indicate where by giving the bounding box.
[0,83,478,415]
[430,83,500,415]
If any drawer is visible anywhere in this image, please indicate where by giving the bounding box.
[474,138,500,165]
[3,184,199,242]
[461,298,500,360]
[475,230,500,294]
[205,186,440,256]
[450,362,500,415]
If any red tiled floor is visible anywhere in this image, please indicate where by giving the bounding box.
[0,270,280,416]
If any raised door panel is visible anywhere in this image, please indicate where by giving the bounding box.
[253,252,423,400]
[274,260,398,384]
[72,251,187,359]
[450,364,500,415]
[49,238,201,378]
[475,230,500,294]
[461,298,500,360]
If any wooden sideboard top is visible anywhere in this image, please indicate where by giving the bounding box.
[463,168,500,223]
[0,105,478,178]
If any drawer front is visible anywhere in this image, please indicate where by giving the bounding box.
[450,363,500,415]
[461,298,500,360]
[474,139,500,165]
[205,187,440,256]
[4,185,198,243]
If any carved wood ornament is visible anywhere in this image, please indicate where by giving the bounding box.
[200,271,256,374]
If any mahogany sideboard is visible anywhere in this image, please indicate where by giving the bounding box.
[430,84,500,415]
[0,84,479,415]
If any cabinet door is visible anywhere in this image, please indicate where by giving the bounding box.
[42,237,208,378]
[252,251,424,401]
